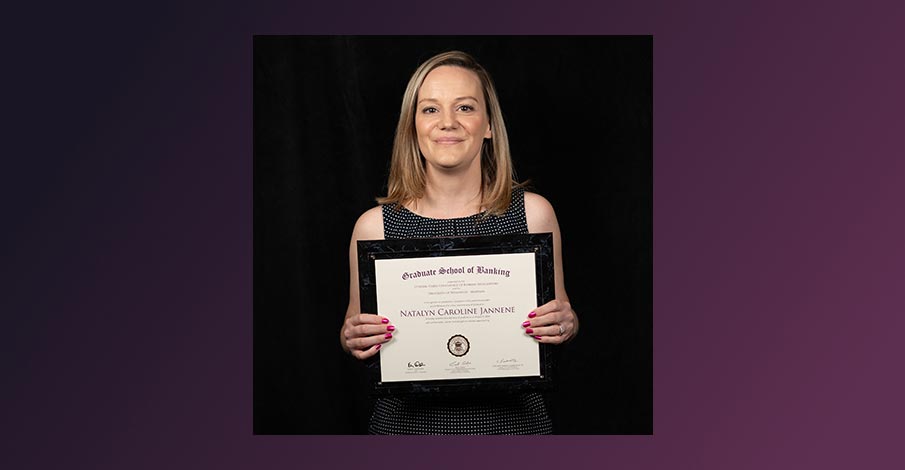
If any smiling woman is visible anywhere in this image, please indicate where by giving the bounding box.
[254,36,653,435]
[415,66,492,178]
[376,51,519,219]
[339,51,580,435]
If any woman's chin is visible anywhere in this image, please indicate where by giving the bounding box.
[425,155,479,172]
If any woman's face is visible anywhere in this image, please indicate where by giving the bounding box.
[414,66,492,173]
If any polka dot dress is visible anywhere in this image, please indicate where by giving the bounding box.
[382,187,530,238]
[369,187,553,435]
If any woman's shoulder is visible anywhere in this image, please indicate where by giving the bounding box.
[523,191,558,233]
[523,191,555,217]
[352,206,385,241]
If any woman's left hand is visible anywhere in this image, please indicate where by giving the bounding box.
[520,299,578,344]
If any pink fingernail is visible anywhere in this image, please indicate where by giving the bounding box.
[525,328,534,334]
[385,333,393,339]
[381,318,389,324]
[521,321,531,327]
[528,312,536,318]
[375,343,382,350]
[387,325,395,331]
[534,335,542,340]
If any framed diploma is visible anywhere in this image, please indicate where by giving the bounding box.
[358,233,555,394]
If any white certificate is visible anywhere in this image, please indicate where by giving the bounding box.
[375,252,540,382]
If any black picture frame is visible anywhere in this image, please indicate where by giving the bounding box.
[357,233,555,395]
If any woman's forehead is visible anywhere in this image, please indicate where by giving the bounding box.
[419,66,483,100]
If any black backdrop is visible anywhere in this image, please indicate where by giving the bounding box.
[253,36,651,434]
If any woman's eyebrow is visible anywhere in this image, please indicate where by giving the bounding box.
[417,96,479,104]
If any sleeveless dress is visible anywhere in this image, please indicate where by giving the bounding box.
[369,187,553,435]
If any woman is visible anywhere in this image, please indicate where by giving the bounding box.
[339,50,579,434]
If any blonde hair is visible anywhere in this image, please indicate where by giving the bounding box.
[377,50,523,216]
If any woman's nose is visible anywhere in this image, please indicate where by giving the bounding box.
[439,110,458,130]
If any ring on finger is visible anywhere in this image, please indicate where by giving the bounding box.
[559,324,565,335]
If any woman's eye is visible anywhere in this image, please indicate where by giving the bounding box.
[458,105,474,112]
[422,107,438,114]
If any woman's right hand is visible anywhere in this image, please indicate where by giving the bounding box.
[341,313,395,360]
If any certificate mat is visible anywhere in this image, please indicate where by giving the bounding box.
[358,233,554,394]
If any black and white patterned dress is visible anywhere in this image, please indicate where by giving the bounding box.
[369,187,553,435]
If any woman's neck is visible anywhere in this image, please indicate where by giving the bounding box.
[414,166,484,219]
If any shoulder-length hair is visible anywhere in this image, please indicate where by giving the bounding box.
[377,50,523,216]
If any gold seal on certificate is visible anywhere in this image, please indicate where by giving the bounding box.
[357,234,554,394]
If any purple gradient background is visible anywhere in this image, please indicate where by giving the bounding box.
[5,0,903,469]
